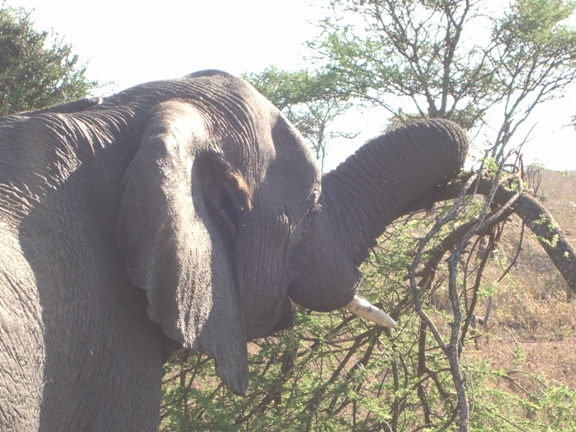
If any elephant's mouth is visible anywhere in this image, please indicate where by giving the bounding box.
[270,295,295,333]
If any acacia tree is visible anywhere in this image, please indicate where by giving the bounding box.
[0,3,99,115]
[311,0,576,158]
[304,0,576,430]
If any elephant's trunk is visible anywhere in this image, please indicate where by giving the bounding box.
[324,118,468,248]
[288,119,468,312]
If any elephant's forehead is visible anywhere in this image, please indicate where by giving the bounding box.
[183,72,321,196]
[254,118,320,207]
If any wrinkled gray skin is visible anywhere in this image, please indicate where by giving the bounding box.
[0,70,468,431]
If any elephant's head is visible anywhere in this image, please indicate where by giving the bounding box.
[116,71,321,395]
[115,71,468,396]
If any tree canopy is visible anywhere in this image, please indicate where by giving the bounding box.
[309,0,576,160]
[0,3,99,115]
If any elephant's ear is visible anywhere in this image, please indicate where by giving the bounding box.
[117,101,251,395]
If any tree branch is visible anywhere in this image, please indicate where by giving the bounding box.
[416,175,576,293]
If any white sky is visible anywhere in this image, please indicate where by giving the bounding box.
[8,0,576,171]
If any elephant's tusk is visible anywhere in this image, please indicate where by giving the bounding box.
[345,296,397,327]
[289,296,397,327]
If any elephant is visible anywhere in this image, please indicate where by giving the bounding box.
[0,70,468,431]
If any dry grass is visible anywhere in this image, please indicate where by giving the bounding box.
[470,336,576,389]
